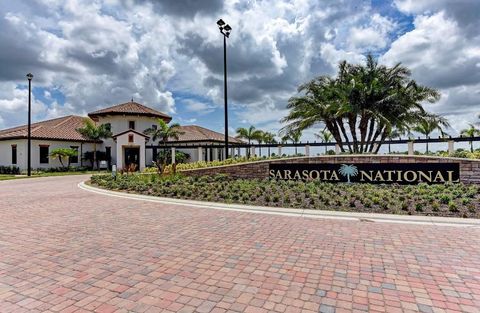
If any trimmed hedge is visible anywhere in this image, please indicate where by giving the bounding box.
[0,166,20,175]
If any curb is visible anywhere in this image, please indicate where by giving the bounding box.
[78,182,480,228]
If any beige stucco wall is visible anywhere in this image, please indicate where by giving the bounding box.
[0,139,95,171]
[95,115,160,167]
[114,131,147,171]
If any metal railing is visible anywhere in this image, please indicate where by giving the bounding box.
[146,135,480,149]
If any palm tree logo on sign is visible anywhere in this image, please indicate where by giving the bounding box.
[338,164,359,183]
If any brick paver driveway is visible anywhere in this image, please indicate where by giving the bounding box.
[1,176,480,313]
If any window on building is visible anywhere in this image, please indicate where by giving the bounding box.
[11,145,17,164]
[39,146,49,164]
[128,134,134,143]
[105,146,111,160]
[129,121,135,130]
[70,146,79,163]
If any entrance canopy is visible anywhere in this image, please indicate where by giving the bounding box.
[112,130,149,171]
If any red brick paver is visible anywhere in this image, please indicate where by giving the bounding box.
[1,175,480,312]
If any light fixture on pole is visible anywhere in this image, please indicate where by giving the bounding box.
[26,73,33,177]
[217,18,232,159]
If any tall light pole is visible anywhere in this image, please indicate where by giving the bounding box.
[217,19,232,159]
[26,73,33,176]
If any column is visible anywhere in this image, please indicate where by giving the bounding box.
[250,147,256,157]
[171,147,176,164]
[207,147,211,162]
[212,147,218,161]
[372,143,378,154]
[448,140,455,155]
[197,147,203,162]
[230,147,235,159]
[335,144,340,154]
[305,145,310,156]
[278,146,282,156]
[408,141,414,155]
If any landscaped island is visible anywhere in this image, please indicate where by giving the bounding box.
[90,173,480,218]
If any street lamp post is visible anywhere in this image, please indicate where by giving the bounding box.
[217,19,232,159]
[26,73,33,176]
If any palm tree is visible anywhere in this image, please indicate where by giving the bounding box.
[281,54,444,154]
[144,119,184,145]
[144,119,184,162]
[385,128,404,154]
[262,132,277,157]
[236,126,263,157]
[77,118,112,169]
[315,129,333,154]
[236,126,263,144]
[338,164,358,183]
[49,148,78,169]
[281,129,302,155]
[256,130,265,156]
[413,117,449,153]
[460,124,480,152]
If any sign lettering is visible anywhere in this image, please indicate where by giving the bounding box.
[269,163,460,184]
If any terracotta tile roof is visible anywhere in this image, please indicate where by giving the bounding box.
[88,101,172,121]
[0,115,96,142]
[0,116,241,144]
[169,125,243,143]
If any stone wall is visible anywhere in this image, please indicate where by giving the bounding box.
[180,155,480,184]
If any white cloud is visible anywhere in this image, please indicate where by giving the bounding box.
[381,10,480,132]
[348,14,397,51]
[0,0,478,139]
[182,99,216,114]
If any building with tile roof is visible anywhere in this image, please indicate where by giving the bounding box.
[0,101,242,171]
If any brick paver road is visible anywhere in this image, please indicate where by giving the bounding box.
[1,175,480,313]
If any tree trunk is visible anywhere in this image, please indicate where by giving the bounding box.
[471,141,474,152]
[374,127,389,154]
[336,119,353,153]
[325,120,345,152]
[59,156,65,169]
[365,118,376,153]
[93,143,97,170]
[358,113,370,153]
[369,125,384,153]
[347,114,358,153]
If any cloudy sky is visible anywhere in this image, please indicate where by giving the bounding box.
[0,0,479,140]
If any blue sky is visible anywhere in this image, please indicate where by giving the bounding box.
[0,0,479,140]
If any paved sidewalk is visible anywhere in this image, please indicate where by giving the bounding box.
[0,175,479,312]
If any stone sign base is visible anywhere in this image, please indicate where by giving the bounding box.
[180,155,480,184]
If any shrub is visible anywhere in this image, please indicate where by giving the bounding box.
[448,201,459,213]
[439,194,451,204]
[0,166,20,175]
[415,202,424,212]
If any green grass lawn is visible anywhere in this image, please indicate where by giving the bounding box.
[0,174,25,181]
[0,171,108,181]
[35,170,108,177]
